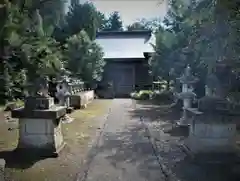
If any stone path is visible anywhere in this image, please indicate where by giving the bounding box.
[77,99,240,181]
[77,99,166,181]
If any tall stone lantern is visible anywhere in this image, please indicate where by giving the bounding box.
[176,65,198,126]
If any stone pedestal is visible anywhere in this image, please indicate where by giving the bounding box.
[11,97,66,154]
[176,66,198,126]
[177,92,196,126]
[186,122,236,153]
[17,117,64,152]
[184,108,238,154]
[178,109,189,126]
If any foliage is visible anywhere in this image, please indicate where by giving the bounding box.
[0,0,108,104]
[138,18,162,32]
[0,1,63,103]
[65,1,100,40]
[127,22,148,31]
[53,1,108,43]
[127,18,162,32]
[130,90,153,100]
[150,0,240,98]
[64,30,105,83]
[103,11,123,31]
[39,0,66,27]
[96,11,109,31]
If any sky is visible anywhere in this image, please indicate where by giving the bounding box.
[66,0,168,26]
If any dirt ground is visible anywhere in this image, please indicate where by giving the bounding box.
[0,99,112,181]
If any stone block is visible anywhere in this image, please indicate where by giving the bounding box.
[24,97,54,110]
[11,106,66,155]
[185,122,237,153]
[69,90,94,109]
[12,106,66,119]
[17,118,65,154]
[69,95,81,109]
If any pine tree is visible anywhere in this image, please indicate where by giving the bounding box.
[104,11,123,31]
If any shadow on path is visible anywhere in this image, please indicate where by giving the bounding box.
[0,148,55,169]
[128,99,240,181]
[129,100,181,124]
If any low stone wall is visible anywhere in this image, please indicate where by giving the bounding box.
[69,90,94,109]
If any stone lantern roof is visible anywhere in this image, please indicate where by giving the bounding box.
[177,65,198,84]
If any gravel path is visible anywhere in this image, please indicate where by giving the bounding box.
[77,99,166,181]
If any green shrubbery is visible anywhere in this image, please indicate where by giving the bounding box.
[130,90,153,100]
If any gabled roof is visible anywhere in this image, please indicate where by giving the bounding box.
[95,30,155,59]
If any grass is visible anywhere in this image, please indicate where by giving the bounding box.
[0,99,112,181]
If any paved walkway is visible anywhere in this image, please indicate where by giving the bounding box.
[77,99,240,181]
[77,99,165,181]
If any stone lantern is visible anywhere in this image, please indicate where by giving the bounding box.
[55,69,74,123]
[176,65,198,126]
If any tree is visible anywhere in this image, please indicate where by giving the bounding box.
[138,18,163,32]
[96,11,109,31]
[65,2,99,40]
[127,22,148,31]
[0,1,63,103]
[103,11,123,31]
[149,0,208,91]
[0,0,108,104]
[150,0,240,98]
[64,30,105,83]
[39,0,66,27]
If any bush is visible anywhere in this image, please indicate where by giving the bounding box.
[130,90,153,100]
